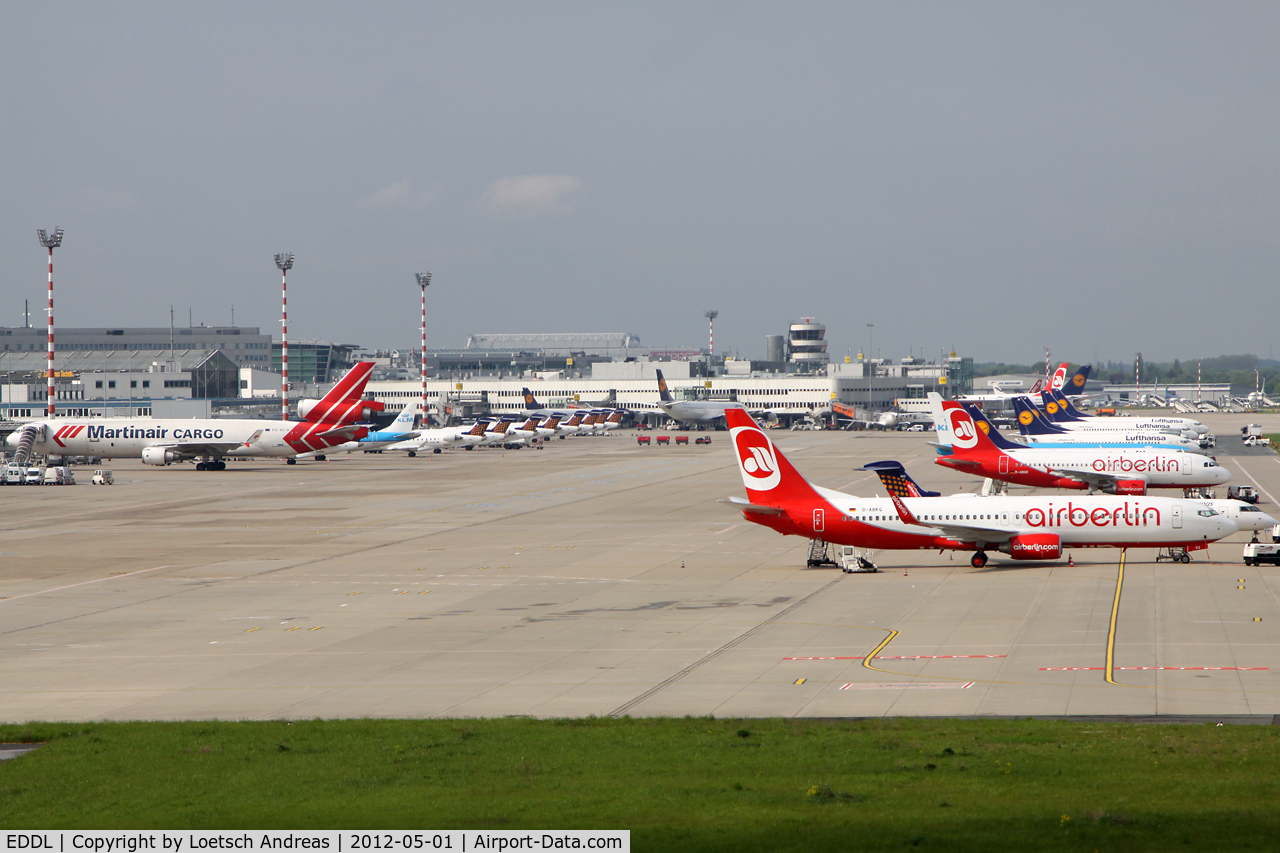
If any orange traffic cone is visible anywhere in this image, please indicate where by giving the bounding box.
[681,560,685,569]
[1068,555,1074,566]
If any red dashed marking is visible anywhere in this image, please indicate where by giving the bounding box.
[840,681,975,690]
[786,655,1006,661]
[1041,666,1268,671]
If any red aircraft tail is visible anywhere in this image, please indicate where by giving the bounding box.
[299,362,382,425]
[725,408,825,506]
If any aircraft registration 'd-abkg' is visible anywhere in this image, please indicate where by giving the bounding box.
[721,408,1237,569]
[7,362,380,470]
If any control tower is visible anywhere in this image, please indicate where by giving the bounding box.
[788,318,828,368]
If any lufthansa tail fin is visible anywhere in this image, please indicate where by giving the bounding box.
[862,460,941,497]
[522,387,544,410]
[960,403,1025,451]
[655,369,674,403]
[1011,396,1065,435]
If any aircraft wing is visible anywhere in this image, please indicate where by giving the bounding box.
[159,441,257,457]
[315,424,368,442]
[1047,467,1141,491]
[888,493,1014,543]
[720,496,785,516]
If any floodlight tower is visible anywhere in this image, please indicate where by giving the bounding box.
[38,228,64,417]
[416,272,432,426]
[704,310,718,359]
[275,253,294,420]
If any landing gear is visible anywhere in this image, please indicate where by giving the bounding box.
[433,448,442,454]
[407,451,416,458]
[315,454,327,461]
[196,462,206,471]
[286,458,297,465]
[196,460,227,471]
[970,551,988,569]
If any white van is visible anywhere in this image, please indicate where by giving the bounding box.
[24,467,45,485]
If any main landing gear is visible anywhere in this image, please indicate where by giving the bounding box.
[286,458,297,465]
[970,551,988,569]
[195,460,227,471]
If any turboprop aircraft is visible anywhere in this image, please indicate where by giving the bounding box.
[932,402,1230,495]
[722,408,1236,569]
[8,361,379,469]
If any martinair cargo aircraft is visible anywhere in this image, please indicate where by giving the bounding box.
[932,402,1230,495]
[722,408,1237,569]
[9,361,379,470]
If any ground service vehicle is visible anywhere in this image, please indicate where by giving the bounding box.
[1243,543,1280,566]
[1228,485,1259,504]
[91,469,114,485]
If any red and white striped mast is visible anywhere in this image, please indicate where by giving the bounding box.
[416,272,432,428]
[275,253,294,420]
[37,228,64,418]
[704,309,718,361]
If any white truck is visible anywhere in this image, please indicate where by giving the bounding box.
[837,546,879,573]
[1243,542,1280,566]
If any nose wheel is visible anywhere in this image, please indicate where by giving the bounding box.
[970,551,988,569]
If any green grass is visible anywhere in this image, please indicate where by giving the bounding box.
[3,717,1279,851]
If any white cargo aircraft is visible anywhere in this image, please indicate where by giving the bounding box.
[7,362,379,470]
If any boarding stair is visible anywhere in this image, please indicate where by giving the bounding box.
[806,539,838,567]
[10,424,41,466]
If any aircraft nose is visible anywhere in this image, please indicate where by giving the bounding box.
[1258,511,1279,530]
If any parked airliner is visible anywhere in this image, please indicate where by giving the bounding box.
[722,408,1236,569]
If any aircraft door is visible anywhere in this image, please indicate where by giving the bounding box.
[1172,504,1182,528]
[1180,455,1192,476]
[998,455,1009,474]
[813,508,825,533]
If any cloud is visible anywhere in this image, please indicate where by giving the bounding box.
[359,180,437,210]
[481,174,583,216]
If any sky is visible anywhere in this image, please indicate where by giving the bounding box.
[2,2,1277,364]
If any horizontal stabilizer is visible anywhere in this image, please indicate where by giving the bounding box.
[720,496,784,516]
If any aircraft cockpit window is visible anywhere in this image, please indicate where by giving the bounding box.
[1197,509,1218,517]
[1241,506,1262,513]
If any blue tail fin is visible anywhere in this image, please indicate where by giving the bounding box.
[522,388,544,410]
[960,404,1025,450]
[655,369,674,403]
[1012,396,1066,435]
[862,461,941,497]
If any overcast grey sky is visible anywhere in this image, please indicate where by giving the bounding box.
[2,3,1277,364]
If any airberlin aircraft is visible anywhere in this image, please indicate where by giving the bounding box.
[933,402,1230,495]
[723,408,1237,569]
[8,362,379,470]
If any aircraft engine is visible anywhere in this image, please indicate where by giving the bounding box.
[296,399,320,420]
[141,447,181,466]
[1110,479,1147,496]
[296,399,384,422]
[999,533,1062,560]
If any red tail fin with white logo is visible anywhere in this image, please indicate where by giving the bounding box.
[939,401,1005,461]
[1049,362,1070,392]
[726,409,824,506]
[300,362,381,425]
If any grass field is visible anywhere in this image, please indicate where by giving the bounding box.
[3,717,1279,851]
